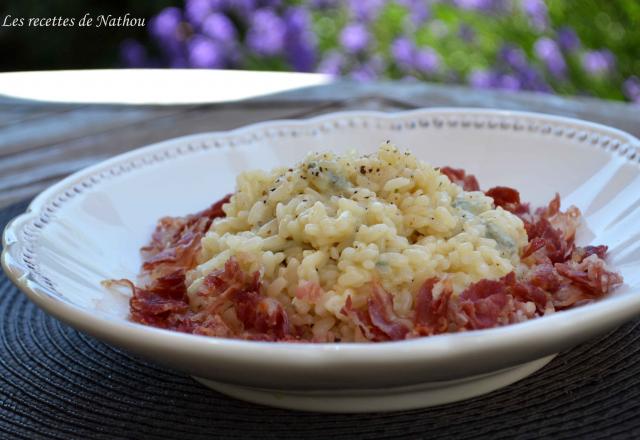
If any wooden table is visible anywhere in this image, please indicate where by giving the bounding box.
[2,79,639,209]
[2,73,640,438]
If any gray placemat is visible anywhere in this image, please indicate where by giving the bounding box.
[1,199,639,440]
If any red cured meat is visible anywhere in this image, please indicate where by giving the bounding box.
[367,281,411,340]
[440,166,480,191]
[114,168,623,343]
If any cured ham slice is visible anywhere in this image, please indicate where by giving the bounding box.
[112,167,623,343]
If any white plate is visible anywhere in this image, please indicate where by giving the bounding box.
[3,108,640,413]
[0,69,331,104]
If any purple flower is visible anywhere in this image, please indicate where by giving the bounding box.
[351,55,384,81]
[246,9,286,56]
[351,62,378,81]
[398,0,429,25]
[340,23,369,53]
[390,38,439,74]
[522,0,548,30]
[518,66,552,92]
[500,45,527,71]
[470,71,521,91]
[623,76,640,103]
[454,0,492,10]
[188,36,224,68]
[468,70,497,89]
[498,74,521,91]
[310,0,339,8]
[284,8,311,42]
[284,7,316,72]
[414,48,440,74]
[286,42,316,72]
[317,51,344,76]
[226,0,257,13]
[257,0,282,8]
[391,37,415,68]
[150,7,183,41]
[557,27,580,52]
[582,50,615,76]
[453,0,505,12]
[120,39,148,67]
[202,13,236,42]
[462,44,551,93]
[185,0,215,26]
[170,56,189,69]
[534,37,566,78]
[348,0,385,22]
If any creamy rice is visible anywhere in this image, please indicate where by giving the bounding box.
[186,144,528,341]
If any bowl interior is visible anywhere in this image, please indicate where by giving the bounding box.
[6,109,640,330]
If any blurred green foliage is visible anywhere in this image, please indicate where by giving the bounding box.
[1,0,639,103]
[546,1,640,100]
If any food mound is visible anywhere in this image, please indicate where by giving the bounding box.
[108,144,623,342]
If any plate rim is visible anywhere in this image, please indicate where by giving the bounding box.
[3,107,640,367]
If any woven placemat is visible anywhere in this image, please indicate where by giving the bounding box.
[1,200,639,440]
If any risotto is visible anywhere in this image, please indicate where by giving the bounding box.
[109,144,623,342]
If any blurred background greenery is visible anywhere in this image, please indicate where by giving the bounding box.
[2,0,639,102]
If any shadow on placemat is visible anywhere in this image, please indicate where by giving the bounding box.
[1,200,639,440]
